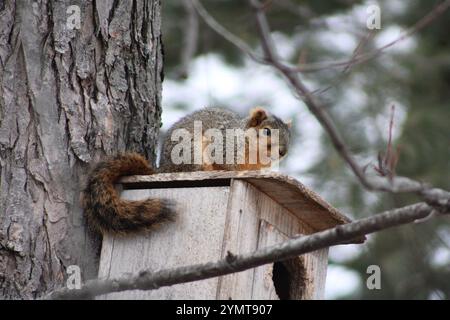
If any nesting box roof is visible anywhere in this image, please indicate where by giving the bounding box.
[120,171,366,244]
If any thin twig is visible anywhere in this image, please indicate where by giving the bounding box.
[176,0,200,79]
[193,0,450,73]
[312,30,375,95]
[191,0,264,63]
[296,0,450,72]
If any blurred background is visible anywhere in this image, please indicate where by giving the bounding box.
[159,0,450,299]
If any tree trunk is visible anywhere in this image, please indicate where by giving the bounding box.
[0,0,164,299]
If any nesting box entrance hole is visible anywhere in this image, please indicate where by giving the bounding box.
[273,257,306,300]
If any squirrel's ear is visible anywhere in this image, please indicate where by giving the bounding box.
[248,107,268,127]
[286,119,293,128]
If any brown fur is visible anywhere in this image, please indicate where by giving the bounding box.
[84,107,291,235]
[248,107,268,127]
[82,153,175,235]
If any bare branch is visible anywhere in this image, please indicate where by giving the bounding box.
[46,202,447,299]
[248,0,375,185]
[342,31,375,74]
[275,0,316,20]
[176,0,200,79]
[190,0,450,206]
[373,104,399,180]
[296,0,450,72]
[311,30,376,95]
[190,0,264,63]
[246,0,450,208]
[193,0,450,74]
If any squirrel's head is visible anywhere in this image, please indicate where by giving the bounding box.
[245,107,292,160]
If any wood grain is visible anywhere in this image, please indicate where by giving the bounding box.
[98,186,230,299]
[119,170,365,243]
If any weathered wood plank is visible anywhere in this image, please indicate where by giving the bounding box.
[98,234,115,280]
[216,180,261,299]
[251,221,284,300]
[251,220,328,300]
[256,187,314,236]
[98,186,230,299]
[302,247,329,299]
[118,171,365,243]
[216,180,327,299]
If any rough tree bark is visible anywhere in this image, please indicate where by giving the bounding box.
[0,0,164,299]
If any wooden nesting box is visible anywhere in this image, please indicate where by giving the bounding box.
[98,171,363,300]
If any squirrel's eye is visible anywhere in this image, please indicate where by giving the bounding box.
[262,128,271,136]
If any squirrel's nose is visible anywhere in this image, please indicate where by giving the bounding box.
[279,146,287,157]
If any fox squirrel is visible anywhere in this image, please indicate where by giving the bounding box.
[82,107,292,234]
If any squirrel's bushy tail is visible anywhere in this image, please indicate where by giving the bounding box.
[82,152,175,234]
